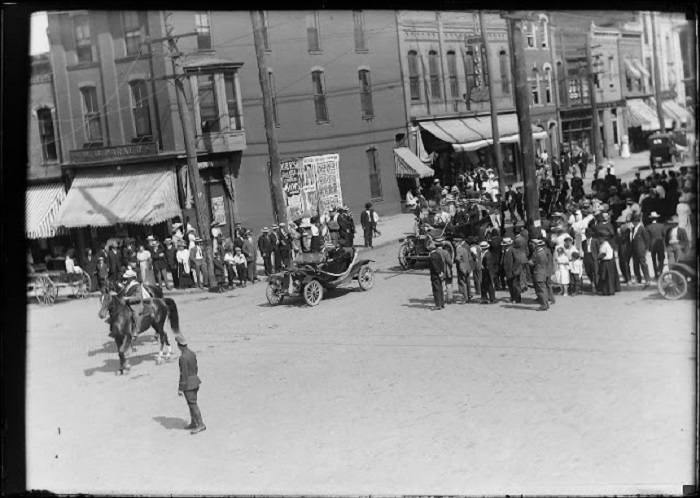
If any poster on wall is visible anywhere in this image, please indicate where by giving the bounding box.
[280,158,306,219]
[311,154,343,215]
[211,196,226,225]
[279,153,343,221]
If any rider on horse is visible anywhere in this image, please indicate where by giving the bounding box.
[120,269,154,338]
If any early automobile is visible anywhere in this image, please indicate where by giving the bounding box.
[266,247,375,306]
[657,257,696,300]
[648,133,683,170]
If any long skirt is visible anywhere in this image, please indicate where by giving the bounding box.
[597,259,621,296]
[178,263,194,288]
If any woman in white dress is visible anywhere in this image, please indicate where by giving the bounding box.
[136,244,152,284]
[677,192,694,248]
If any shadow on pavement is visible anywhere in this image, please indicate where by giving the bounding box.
[153,416,188,430]
[83,352,156,377]
[402,297,435,309]
[257,287,356,308]
[501,304,538,311]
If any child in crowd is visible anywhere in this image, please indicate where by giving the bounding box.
[213,252,225,293]
[232,247,248,288]
[553,246,570,296]
[569,251,583,296]
[223,249,236,289]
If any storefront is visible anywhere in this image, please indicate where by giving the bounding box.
[393,147,435,198]
[26,181,72,262]
[624,98,660,152]
[561,109,593,156]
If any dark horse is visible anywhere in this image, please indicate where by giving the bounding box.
[98,290,180,374]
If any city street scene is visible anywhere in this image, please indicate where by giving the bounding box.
[25,8,696,496]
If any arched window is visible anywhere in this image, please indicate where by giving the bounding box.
[499,49,509,94]
[530,68,540,105]
[540,19,549,48]
[311,69,328,122]
[358,69,374,118]
[544,67,552,104]
[526,22,536,48]
[37,107,58,161]
[428,50,441,99]
[408,50,421,101]
[446,51,458,98]
[130,80,152,138]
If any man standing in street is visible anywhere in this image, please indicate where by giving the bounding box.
[468,236,482,296]
[501,237,523,304]
[616,216,633,284]
[436,240,454,304]
[338,206,355,248]
[528,239,549,311]
[148,236,168,289]
[189,238,208,289]
[646,211,666,279]
[428,241,445,310]
[269,224,280,272]
[258,227,273,276]
[277,223,292,269]
[630,213,651,288]
[243,229,259,284]
[454,237,473,304]
[176,334,205,435]
[360,202,377,248]
[665,215,689,265]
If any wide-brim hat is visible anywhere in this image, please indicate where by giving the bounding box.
[531,239,545,246]
[234,247,242,252]
[175,334,188,346]
[195,237,203,242]
[453,237,464,242]
[616,215,628,224]
[501,237,513,245]
[262,227,269,232]
[649,211,661,218]
[164,238,173,243]
[147,235,156,241]
[478,241,490,249]
[279,222,287,226]
[210,221,219,227]
[123,269,137,279]
[172,222,183,229]
[433,179,440,183]
[187,228,196,234]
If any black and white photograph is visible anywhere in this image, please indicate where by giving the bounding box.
[7,4,697,496]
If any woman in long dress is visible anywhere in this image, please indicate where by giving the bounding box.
[596,232,621,296]
[136,244,152,284]
[83,248,98,292]
[176,241,193,288]
[553,246,570,296]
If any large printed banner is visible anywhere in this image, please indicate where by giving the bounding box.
[280,154,342,221]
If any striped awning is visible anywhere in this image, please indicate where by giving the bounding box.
[394,147,435,178]
[418,114,547,152]
[633,59,650,78]
[26,183,68,239]
[53,166,182,228]
[626,98,661,131]
[662,100,692,124]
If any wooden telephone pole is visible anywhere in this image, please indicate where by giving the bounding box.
[479,11,505,200]
[163,12,216,286]
[586,25,604,167]
[650,11,666,132]
[250,11,288,225]
[504,12,540,236]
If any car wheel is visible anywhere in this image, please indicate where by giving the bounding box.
[657,270,687,300]
[303,280,324,306]
[266,284,284,305]
[398,242,415,270]
[358,265,375,291]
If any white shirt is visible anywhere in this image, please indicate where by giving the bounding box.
[232,254,246,265]
[599,240,614,260]
[668,227,679,244]
[176,248,190,273]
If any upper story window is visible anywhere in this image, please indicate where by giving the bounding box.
[540,19,549,48]
[499,49,510,94]
[608,55,615,86]
[408,50,421,101]
[186,66,244,136]
[73,15,93,63]
[366,146,383,201]
[311,69,329,122]
[197,74,220,133]
[544,66,552,104]
[80,86,102,143]
[446,50,459,99]
[465,49,476,97]
[262,11,271,51]
[530,68,540,105]
[645,56,653,90]
[268,69,279,126]
[358,69,374,118]
[224,73,242,130]
[122,11,143,56]
[130,80,152,138]
[642,14,649,45]
[428,50,441,99]
[37,107,58,162]
[195,12,212,51]
[353,11,367,51]
[307,12,321,52]
[526,22,536,48]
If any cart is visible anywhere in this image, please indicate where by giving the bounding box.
[28,258,92,305]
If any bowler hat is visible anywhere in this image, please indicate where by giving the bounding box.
[649,211,660,219]
[478,241,489,249]
[668,215,679,223]
[123,269,137,279]
[365,202,373,209]
[175,334,188,346]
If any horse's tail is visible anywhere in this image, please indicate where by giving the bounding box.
[163,298,180,334]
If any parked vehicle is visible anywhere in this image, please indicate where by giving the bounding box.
[648,133,683,170]
[28,257,91,305]
[266,247,374,307]
[657,258,696,300]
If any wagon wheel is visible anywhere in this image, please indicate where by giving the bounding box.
[72,273,91,299]
[358,265,375,291]
[398,242,416,270]
[657,270,687,300]
[266,284,284,305]
[34,276,57,305]
[303,280,324,306]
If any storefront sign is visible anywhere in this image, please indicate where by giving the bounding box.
[211,196,226,225]
[596,100,626,109]
[69,143,158,164]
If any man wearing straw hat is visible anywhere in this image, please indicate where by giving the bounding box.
[175,334,205,435]
[189,237,209,289]
[630,213,651,288]
[427,240,445,310]
[646,211,666,279]
[528,239,550,311]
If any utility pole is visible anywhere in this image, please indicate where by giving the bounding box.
[650,11,666,132]
[586,25,604,167]
[505,13,540,236]
[479,11,505,200]
[250,11,288,224]
[163,12,216,286]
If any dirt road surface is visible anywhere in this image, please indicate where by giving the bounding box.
[26,242,696,496]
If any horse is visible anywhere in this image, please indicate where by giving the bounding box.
[98,290,180,375]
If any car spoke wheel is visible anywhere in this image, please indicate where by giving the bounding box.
[358,265,375,291]
[398,243,415,270]
[303,280,324,306]
[266,284,284,305]
[658,270,687,300]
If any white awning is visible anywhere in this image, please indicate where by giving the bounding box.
[26,183,68,239]
[624,58,642,80]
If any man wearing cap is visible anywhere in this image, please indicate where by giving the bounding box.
[258,227,274,276]
[164,238,177,289]
[453,237,473,303]
[175,334,205,434]
[338,206,355,248]
[427,241,445,310]
[501,237,524,303]
[120,269,154,337]
[665,215,689,264]
[189,237,209,289]
[148,236,168,289]
[528,239,550,310]
[630,213,651,287]
[646,211,666,279]
[360,202,377,248]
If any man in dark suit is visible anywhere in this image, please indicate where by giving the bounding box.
[243,229,258,284]
[268,224,280,272]
[176,334,205,435]
[646,212,666,279]
[360,202,377,248]
[505,184,518,223]
[277,223,292,269]
[665,215,689,265]
[428,241,445,310]
[257,227,274,276]
[630,213,651,287]
[514,186,525,221]
[501,237,523,303]
[338,206,355,248]
[616,217,633,284]
[107,244,122,289]
[528,239,549,310]
[164,238,178,289]
[453,237,473,304]
[436,240,454,304]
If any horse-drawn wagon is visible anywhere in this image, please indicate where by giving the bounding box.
[28,258,91,305]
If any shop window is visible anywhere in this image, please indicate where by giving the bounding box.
[80,86,102,143]
[311,69,329,122]
[224,73,242,130]
[122,11,143,56]
[408,51,421,101]
[499,50,510,94]
[195,12,212,51]
[262,11,271,51]
[447,51,459,99]
[366,146,383,200]
[130,80,152,138]
[428,51,441,99]
[358,69,374,118]
[73,15,93,63]
[307,11,321,52]
[37,107,58,162]
[268,69,279,126]
[353,11,366,51]
[197,74,220,132]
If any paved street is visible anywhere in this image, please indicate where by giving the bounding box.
[26,238,695,496]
